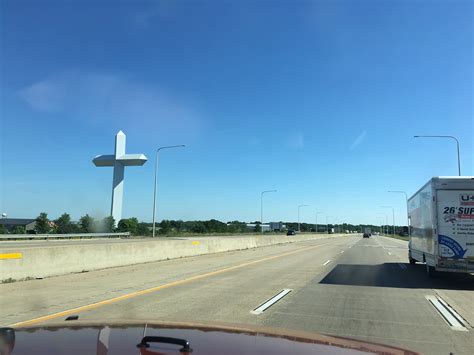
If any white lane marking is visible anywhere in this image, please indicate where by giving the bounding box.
[323,259,331,266]
[251,289,292,315]
[340,251,344,254]
[425,295,468,331]
[398,263,407,269]
[374,237,395,257]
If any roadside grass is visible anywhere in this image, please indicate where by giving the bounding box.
[381,234,409,242]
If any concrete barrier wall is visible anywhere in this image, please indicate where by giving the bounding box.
[0,234,347,281]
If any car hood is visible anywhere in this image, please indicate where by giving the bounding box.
[2,320,417,355]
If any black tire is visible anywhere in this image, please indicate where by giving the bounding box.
[409,256,416,265]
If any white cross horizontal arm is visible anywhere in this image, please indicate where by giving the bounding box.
[93,155,115,167]
[117,154,148,166]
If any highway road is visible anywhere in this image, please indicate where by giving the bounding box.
[2,235,473,354]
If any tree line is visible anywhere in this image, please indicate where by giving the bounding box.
[0,212,406,236]
[29,214,251,236]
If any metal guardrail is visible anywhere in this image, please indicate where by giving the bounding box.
[0,232,131,240]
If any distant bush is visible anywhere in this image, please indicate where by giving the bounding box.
[54,213,74,234]
[117,218,139,235]
[12,226,25,234]
[35,212,51,234]
[78,214,94,233]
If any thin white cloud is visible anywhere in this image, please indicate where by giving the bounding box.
[19,80,65,112]
[17,70,203,139]
[287,132,305,150]
[131,1,175,30]
[349,130,367,150]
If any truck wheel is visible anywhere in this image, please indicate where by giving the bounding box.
[409,255,416,265]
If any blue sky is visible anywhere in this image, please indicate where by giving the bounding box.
[1,0,472,225]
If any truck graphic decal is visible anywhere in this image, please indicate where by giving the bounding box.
[438,235,467,259]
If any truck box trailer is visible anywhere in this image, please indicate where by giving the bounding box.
[408,176,474,276]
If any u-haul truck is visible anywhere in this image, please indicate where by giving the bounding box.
[408,177,474,276]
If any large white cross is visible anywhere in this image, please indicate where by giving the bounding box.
[93,131,147,223]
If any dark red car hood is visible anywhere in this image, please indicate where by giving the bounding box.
[1,320,417,355]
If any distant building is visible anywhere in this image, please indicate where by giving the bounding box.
[246,223,270,232]
[0,218,36,233]
[269,222,285,232]
[246,222,286,232]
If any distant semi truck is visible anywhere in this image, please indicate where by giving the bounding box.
[408,177,474,276]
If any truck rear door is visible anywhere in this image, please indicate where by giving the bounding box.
[436,190,474,271]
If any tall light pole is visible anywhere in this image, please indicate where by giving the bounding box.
[261,190,277,234]
[388,190,410,237]
[297,204,309,232]
[377,213,388,234]
[376,216,385,234]
[315,211,323,233]
[414,135,461,176]
[326,215,332,234]
[381,206,395,235]
[152,145,185,237]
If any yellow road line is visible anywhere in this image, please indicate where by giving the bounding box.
[0,253,22,260]
[9,242,327,328]
[191,241,200,245]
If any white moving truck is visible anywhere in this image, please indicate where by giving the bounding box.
[408,177,474,276]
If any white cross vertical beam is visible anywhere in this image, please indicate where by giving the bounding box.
[111,132,126,222]
[93,131,147,223]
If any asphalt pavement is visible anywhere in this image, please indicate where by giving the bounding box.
[1,235,473,354]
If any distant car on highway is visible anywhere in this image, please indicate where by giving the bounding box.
[363,233,370,238]
[287,229,296,236]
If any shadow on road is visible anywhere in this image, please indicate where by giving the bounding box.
[320,263,474,290]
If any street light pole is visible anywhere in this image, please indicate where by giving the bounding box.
[381,206,395,235]
[376,217,384,234]
[152,145,185,238]
[377,213,388,235]
[298,204,309,232]
[388,190,410,237]
[414,135,461,176]
[261,190,277,234]
[315,211,323,233]
[326,215,332,234]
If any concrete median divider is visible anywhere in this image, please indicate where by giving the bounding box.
[0,233,347,281]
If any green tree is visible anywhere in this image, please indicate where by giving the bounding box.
[35,212,51,234]
[204,219,227,233]
[54,213,74,234]
[117,218,139,235]
[79,214,94,233]
[0,224,6,234]
[158,220,172,235]
[137,222,150,236]
[254,223,262,233]
[190,221,207,233]
[13,226,26,234]
[102,216,115,232]
[227,221,247,233]
[170,220,184,233]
